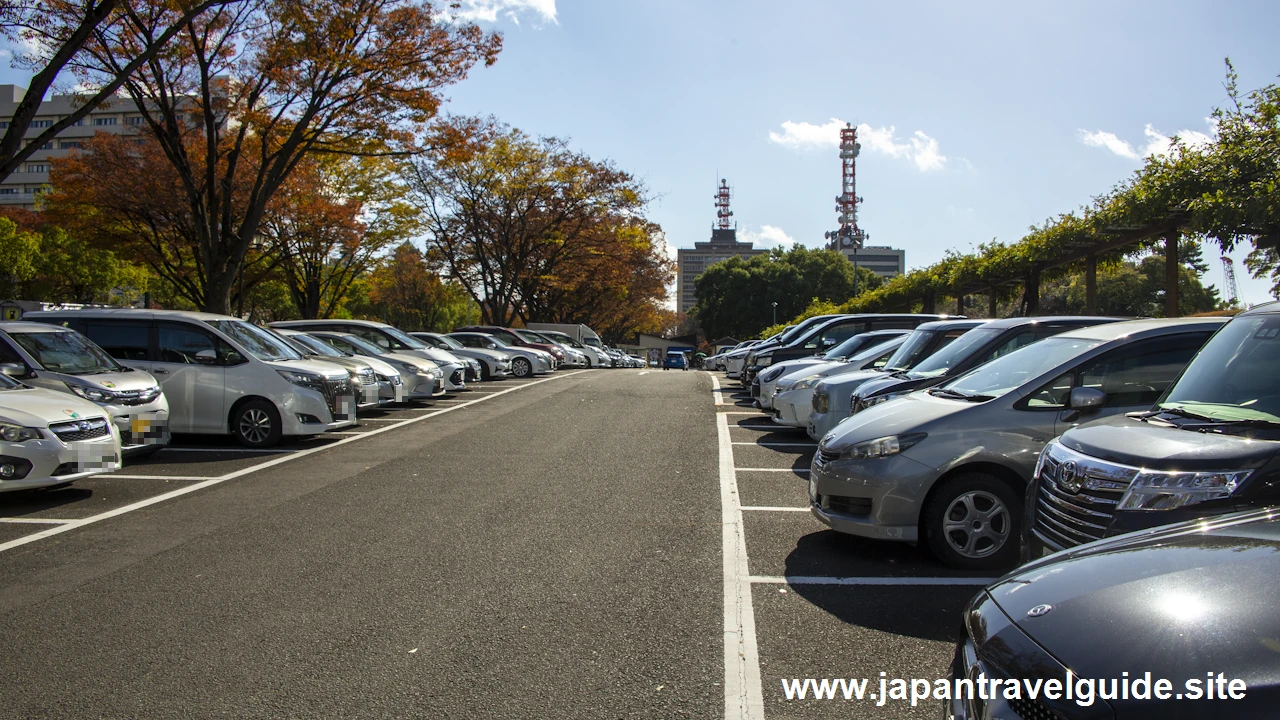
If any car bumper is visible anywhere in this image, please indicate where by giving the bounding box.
[769,388,813,428]
[807,451,937,542]
[113,408,171,456]
[0,433,121,492]
[279,389,358,436]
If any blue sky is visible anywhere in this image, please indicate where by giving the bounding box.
[4,0,1279,306]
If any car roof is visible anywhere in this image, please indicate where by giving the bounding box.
[23,308,240,322]
[908,318,990,332]
[271,319,393,329]
[1055,316,1230,341]
[0,321,72,332]
[976,315,1127,330]
[1240,301,1280,316]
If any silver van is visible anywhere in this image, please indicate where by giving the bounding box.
[0,321,169,457]
[24,310,357,448]
[809,317,1227,570]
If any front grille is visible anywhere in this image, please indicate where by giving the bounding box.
[319,377,351,420]
[750,378,760,397]
[357,367,376,386]
[1034,447,1133,550]
[450,369,464,386]
[817,447,840,465]
[1008,697,1065,720]
[826,496,872,515]
[49,417,111,442]
[51,462,77,476]
[114,386,162,406]
[376,372,403,386]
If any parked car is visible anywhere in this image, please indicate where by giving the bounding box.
[951,508,1280,720]
[454,325,565,368]
[448,332,553,378]
[530,329,608,367]
[410,332,513,381]
[741,314,952,386]
[736,317,846,378]
[270,319,469,392]
[307,332,444,401]
[25,309,358,448]
[808,317,1226,569]
[663,352,688,370]
[807,319,988,441]
[724,337,777,379]
[0,372,122,491]
[849,316,1122,416]
[0,321,169,457]
[768,335,909,429]
[756,329,910,409]
[520,330,589,368]
[270,329,382,410]
[1027,303,1280,558]
[275,329,406,404]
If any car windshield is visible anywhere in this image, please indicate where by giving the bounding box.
[0,373,23,390]
[881,329,943,372]
[379,325,428,350]
[942,336,1103,399]
[430,334,466,350]
[823,332,893,361]
[483,334,513,348]
[849,337,906,365]
[583,337,602,348]
[287,333,346,358]
[206,320,302,362]
[513,330,545,344]
[907,328,1001,380]
[1160,315,1280,423]
[8,330,122,375]
[338,334,391,356]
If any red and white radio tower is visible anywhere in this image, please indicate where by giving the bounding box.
[714,178,734,229]
[825,123,867,252]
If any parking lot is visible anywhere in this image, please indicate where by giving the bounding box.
[711,373,994,719]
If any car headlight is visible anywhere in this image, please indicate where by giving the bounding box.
[415,365,440,378]
[1117,469,1253,511]
[760,366,787,383]
[67,383,115,403]
[792,376,821,390]
[0,422,42,442]
[853,391,906,414]
[812,391,829,414]
[840,433,927,460]
[276,369,326,392]
[756,353,773,367]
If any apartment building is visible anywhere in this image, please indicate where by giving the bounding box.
[675,228,766,314]
[835,244,905,279]
[0,84,142,208]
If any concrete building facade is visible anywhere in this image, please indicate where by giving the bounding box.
[675,228,765,314]
[835,244,905,279]
[0,85,141,209]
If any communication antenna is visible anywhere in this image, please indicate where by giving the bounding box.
[1222,256,1240,306]
[714,178,734,230]
[823,124,869,293]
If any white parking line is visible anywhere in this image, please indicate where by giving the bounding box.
[0,370,590,554]
[108,475,220,481]
[736,468,810,474]
[749,575,997,586]
[711,374,726,405]
[717,403,765,719]
[739,506,809,512]
[162,447,295,454]
[731,442,815,448]
[721,411,766,416]
[0,518,76,524]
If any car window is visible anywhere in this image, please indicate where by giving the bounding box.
[1077,334,1209,407]
[805,321,861,350]
[868,318,924,331]
[0,338,22,365]
[1025,371,1074,408]
[158,324,222,365]
[206,320,302,362]
[347,326,392,349]
[83,321,151,361]
[8,330,122,375]
[981,328,1063,364]
[946,337,1102,400]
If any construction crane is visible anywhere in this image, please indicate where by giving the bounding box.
[1221,256,1241,307]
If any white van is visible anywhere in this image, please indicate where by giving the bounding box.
[25,310,357,448]
[0,321,170,457]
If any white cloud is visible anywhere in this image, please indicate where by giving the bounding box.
[453,0,557,25]
[768,118,948,171]
[1080,119,1217,160]
[739,224,796,249]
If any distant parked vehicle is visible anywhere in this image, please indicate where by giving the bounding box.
[768,334,908,430]
[0,321,169,457]
[755,329,910,410]
[0,372,121,492]
[271,319,469,392]
[448,332,553,378]
[410,332,513,381]
[275,329,406,404]
[26,309,357,448]
[270,329,382,410]
[454,325,566,367]
[307,332,445,401]
[663,352,687,370]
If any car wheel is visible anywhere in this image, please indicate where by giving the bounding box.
[511,357,532,378]
[922,473,1020,570]
[232,399,283,448]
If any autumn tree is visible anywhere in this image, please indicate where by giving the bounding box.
[58,0,500,314]
[0,0,236,182]
[352,242,479,331]
[261,152,419,319]
[405,119,649,326]
[0,214,150,303]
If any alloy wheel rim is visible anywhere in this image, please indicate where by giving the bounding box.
[942,490,1009,558]
[514,358,530,377]
[239,408,272,444]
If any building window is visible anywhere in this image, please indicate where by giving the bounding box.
[26,164,47,173]
[23,187,37,193]
[73,119,84,127]
[0,121,7,128]
[59,141,81,149]
[0,188,17,195]
[126,116,144,126]
[93,117,117,126]
[39,143,52,150]
[30,119,53,128]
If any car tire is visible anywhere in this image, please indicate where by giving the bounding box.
[232,399,283,449]
[511,357,532,378]
[922,473,1021,571]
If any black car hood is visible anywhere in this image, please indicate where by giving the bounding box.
[989,510,1280,707]
[1061,415,1279,471]
[856,374,928,400]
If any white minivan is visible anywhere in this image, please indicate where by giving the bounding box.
[25,310,357,448]
[0,321,170,457]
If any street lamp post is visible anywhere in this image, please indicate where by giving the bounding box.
[771,301,777,325]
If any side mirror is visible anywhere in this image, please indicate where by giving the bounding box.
[1068,386,1106,411]
[822,338,837,347]
[195,349,218,365]
[0,362,27,377]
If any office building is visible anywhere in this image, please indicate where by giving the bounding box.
[835,245,905,279]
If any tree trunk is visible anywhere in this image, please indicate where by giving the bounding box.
[1165,233,1180,317]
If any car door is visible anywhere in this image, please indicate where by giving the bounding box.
[152,322,227,432]
[80,320,153,371]
[1051,333,1211,436]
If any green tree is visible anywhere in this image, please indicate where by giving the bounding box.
[691,246,881,340]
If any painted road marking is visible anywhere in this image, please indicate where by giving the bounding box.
[749,575,997,586]
[715,380,766,720]
[739,506,809,512]
[736,468,810,474]
[731,442,815,448]
[0,518,76,524]
[162,447,295,454]
[108,475,220,481]
[0,370,590,555]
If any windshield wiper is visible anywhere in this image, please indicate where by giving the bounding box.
[929,387,994,402]
[1155,406,1280,428]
